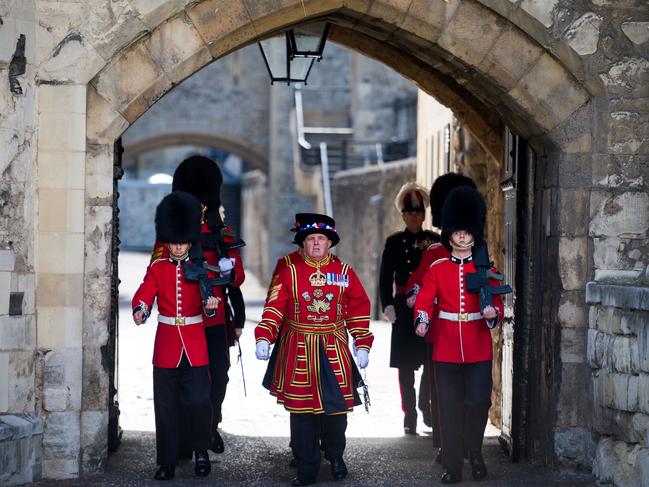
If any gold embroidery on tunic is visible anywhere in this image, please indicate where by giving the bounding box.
[307,299,330,314]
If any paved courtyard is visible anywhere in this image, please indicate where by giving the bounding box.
[34,251,595,486]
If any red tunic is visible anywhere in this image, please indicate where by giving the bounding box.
[268,250,303,291]
[151,224,245,328]
[414,254,504,363]
[406,243,449,344]
[255,254,374,413]
[132,257,209,368]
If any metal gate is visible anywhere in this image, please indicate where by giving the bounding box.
[500,128,536,461]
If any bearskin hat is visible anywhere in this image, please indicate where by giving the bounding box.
[292,213,339,247]
[394,182,429,212]
[429,172,476,228]
[155,191,202,244]
[171,155,223,211]
[440,186,486,251]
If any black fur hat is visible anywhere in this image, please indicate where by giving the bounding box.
[440,186,486,251]
[155,191,202,244]
[172,155,223,211]
[429,173,476,228]
[292,213,340,247]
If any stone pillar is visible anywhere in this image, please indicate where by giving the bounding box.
[35,84,87,478]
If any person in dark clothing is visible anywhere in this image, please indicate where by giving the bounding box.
[379,182,438,434]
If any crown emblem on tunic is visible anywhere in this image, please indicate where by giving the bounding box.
[309,269,326,287]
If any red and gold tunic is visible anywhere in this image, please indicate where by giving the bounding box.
[255,254,373,413]
[132,257,209,368]
[268,250,303,293]
[151,223,245,328]
[414,254,504,363]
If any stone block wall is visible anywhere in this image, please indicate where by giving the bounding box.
[332,159,417,318]
[0,414,42,485]
[587,283,649,486]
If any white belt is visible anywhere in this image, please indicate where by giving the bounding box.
[438,311,483,322]
[158,314,203,326]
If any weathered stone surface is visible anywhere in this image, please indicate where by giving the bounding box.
[92,41,172,124]
[81,347,109,412]
[145,13,212,84]
[608,111,649,155]
[587,283,649,311]
[554,426,595,464]
[594,437,643,486]
[438,1,506,68]
[0,316,34,351]
[561,327,587,363]
[557,363,591,426]
[558,237,588,291]
[564,13,602,56]
[130,0,196,30]
[86,86,130,146]
[558,189,589,236]
[600,57,649,97]
[186,0,254,48]
[621,22,649,45]
[41,348,82,412]
[611,335,639,374]
[80,410,107,473]
[592,154,648,190]
[520,0,559,28]
[508,53,589,131]
[640,374,649,415]
[82,276,111,348]
[84,144,115,205]
[42,411,80,468]
[37,30,104,85]
[84,206,113,277]
[79,0,148,61]
[397,0,459,44]
[558,290,588,328]
[590,191,649,238]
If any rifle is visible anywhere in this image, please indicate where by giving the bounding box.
[201,210,246,340]
[182,255,234,317]
[465,241,512,320]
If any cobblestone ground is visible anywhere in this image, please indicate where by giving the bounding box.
[34,252,595,487]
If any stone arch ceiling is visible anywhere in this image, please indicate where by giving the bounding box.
[122,133,268,172]
[85,0,592,159]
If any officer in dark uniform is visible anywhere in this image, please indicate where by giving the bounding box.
[379,182,439,434]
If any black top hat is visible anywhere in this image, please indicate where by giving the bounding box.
[292,213,339,247]
[172,156,223,211]
[155,191,202,244]
[440,186,486,251]
[430,173,476,228]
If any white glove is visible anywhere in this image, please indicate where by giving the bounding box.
[356,349,369,369]
[218,257,235,274]
[256,341,270,360]
[383,304,397,323]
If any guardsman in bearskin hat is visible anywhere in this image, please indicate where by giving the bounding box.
[379,183,438,435]
[405,173,476,456]
[255,214,373,486]
[132,191,220,480]
[150,155,246,455]
[414,186,504,484]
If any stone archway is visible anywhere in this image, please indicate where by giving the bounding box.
[32,0,609,480]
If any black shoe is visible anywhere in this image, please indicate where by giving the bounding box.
[435,449,443,464]
[291,477,316,486]
[194,450,211,477]
[211,430,225,454]
[331,459,348,480]
[470,455,488,480]
[404,426,417,435]
[441,469,462,484]
[154,465,175,480]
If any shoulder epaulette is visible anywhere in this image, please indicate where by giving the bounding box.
[150,258,166,267]
[431,257,448,267]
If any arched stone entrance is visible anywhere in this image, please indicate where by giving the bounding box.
[30,0,626,481]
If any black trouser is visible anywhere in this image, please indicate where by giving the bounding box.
[434,360,492,474]
[423,344,441,446]
[205,325,230,431]
[290,413,347,481]
[398,366,430,430]
[153,354,211,465]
